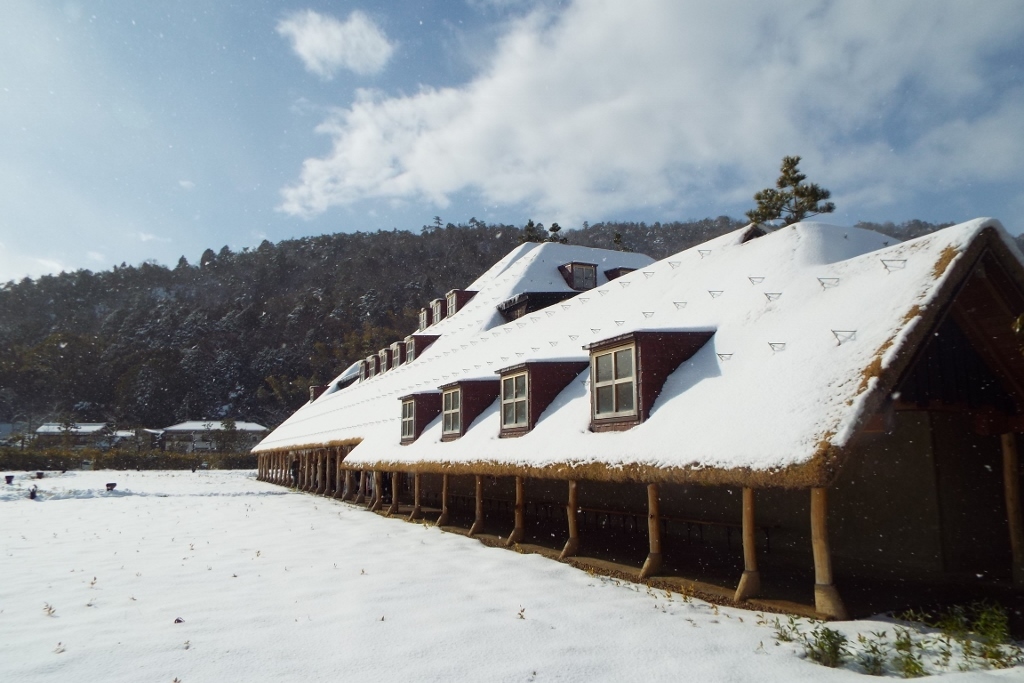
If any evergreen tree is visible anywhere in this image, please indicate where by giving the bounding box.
[547,222,567,243]
[520,219,546,243]
[746,156,835,226]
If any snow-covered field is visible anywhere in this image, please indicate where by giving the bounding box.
[2,471,1022,682]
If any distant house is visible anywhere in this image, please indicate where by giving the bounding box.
[35,423,112,449]
[163,421,268,453]
[256,222,1024,621]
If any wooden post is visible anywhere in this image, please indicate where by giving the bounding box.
[332,450,345,499]
[408,473,423,521]
[368,471,383,511]
[811,487,848,619]
[299,453,308,490]
[560,480,580,559]
[316,451,327,495]
[354,470,366,505]
[734,487,761,601]
[342,468,353,500]
[639,483,662,579]
[1002,433,1024,586]
[387,472,400,516]
[436,474,450,526]
[506,476,525,546]
[468,475,484,536]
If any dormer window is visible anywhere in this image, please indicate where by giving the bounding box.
[442,388,461,435]
[593,346,636,418]
[405,334,439,364]
[496,360,587,437]
[501,373,528,428]
[446,289,477,317]
[559,262,598,291]
[604,267,635,281]
[365,355,379,378]
[390,341,406,367]
[398,392,441,444]
[359,360,368,381]
[438,379,499,441]
[431,298,446,323]
[378,348,392,373]
[419,307,433,331]
[586,330,715,432]
[401,400,415,439]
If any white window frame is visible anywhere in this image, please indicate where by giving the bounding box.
[447,292,457,318]
[379,350,389,373]
[406,339,416,363]
[419,309,429,330]
[432,299,444,322]
[442,388,461,435]
[591,344,637,419]
[366,356,376,378]
[501,372,529,429]
[401,400,415,440]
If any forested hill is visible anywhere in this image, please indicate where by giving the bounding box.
[0,217,993,430]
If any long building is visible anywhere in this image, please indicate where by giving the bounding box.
[254,219,1024,620]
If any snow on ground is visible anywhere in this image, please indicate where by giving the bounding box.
[1,471,1022,682]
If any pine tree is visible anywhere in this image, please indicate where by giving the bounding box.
[520,219,546,243]
[746,156,835,226]
[547,222,567,243]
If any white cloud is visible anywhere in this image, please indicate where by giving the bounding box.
[280,0,1024,223]
[276,9,395,79]
[0,241,67,282]
[178,179,195,190]
[137,232,171,243]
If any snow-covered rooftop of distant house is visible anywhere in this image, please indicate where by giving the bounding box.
[36,423,109,435]
[164,421,268,432]
[255,219,1019,482]
[113,430,135,438]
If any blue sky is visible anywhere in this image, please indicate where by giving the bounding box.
[2,0,1023,282]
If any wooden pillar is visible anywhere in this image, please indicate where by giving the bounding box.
[343,469,354,500]
[506,476,525,546]
[387,472,400,516]
[436,474,450,526]
[298,453,308,490]
[304,453,314,491]
[734,487,761,601]
[369,471,384,511]
[1002,433,1024,586]
[811,487,848,619]
[408,473,423,521]
[468,475,484,536]
[560,480,580,559]
[354,471,366,504]
[323,451,333,495]
[332,451,343,499]
[639,483,662,579]
[316,451,327,495]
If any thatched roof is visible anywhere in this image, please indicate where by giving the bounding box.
[256,220,1024,488]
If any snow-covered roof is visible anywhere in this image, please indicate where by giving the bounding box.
[36,423,109,435]
[164,421,268,433]
[255,219,1022,487]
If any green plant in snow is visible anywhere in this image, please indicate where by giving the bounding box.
[892,626,926,678]
[855,630,889,676]
[803,622,849,668]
